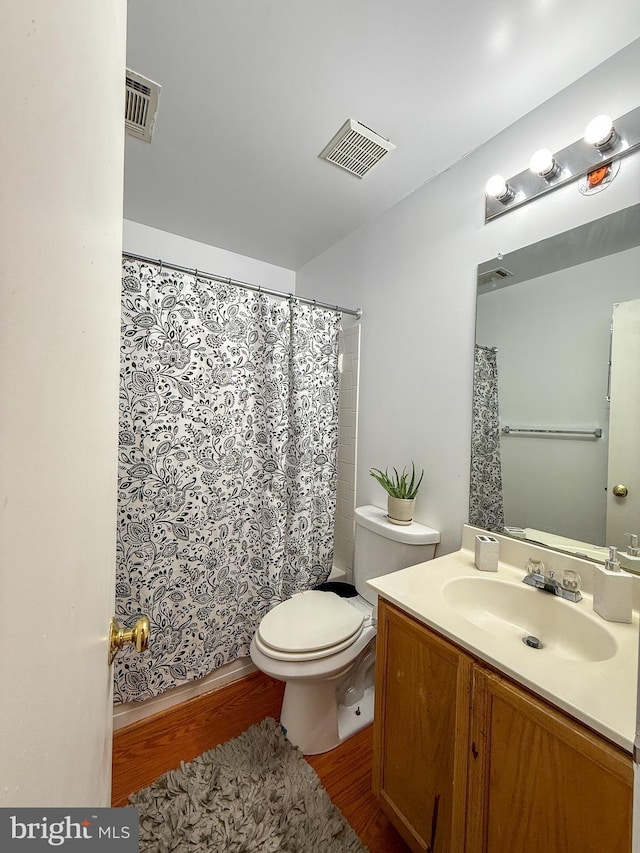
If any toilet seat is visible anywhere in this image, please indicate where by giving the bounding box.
[256,590,365,662]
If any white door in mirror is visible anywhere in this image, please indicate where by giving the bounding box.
[606,299,640,566]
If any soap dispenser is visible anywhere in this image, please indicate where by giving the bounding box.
[593,546,633,623]
[622,532,640,565]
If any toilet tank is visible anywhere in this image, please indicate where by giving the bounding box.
[354,505,440,604]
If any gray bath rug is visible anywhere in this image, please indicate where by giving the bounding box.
[129,716,369,852]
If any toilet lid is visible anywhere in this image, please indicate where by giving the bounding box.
[258,590,364,654]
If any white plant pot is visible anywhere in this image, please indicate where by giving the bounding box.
[387,496,416,526]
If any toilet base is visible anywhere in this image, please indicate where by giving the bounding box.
[337,683,375,746]
[281,681,375,755]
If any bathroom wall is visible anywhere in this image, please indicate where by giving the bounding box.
[295,39,640,558]
[476,245,640,544]
[122,220,296,291]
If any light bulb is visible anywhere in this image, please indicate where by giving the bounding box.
[584,114,615,149]
[529,148,557,177]
[485,174,510,200]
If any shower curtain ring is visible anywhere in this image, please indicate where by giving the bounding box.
[159,259,163,275]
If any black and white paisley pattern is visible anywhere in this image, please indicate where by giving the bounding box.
[469,345,505,532]
[114,260,340,703]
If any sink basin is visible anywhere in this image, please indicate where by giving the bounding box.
[443,575,618,662]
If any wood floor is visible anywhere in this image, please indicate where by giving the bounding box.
[306,726,410,852]
[112,670,409,852]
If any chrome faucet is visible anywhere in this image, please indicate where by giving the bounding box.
[522,563,582,603]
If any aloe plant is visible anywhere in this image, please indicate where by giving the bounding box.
[370,463,424,500]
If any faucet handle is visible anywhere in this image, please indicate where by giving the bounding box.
[525,557,545,577]
[561,569,582,593]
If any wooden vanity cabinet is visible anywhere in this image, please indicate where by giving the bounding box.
[373,598,633,853]
[372,599,472,852]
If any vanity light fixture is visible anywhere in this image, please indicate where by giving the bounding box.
[485,174,514,202]
[529,148,561,179]
[584,114,617,150]
[485,105,640,222]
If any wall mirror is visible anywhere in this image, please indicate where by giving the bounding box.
[471,202,640,570]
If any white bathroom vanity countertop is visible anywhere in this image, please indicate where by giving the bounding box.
[368,525,639,753]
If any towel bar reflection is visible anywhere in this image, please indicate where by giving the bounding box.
[501,426,602,438]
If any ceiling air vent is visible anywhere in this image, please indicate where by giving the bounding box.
[125,69,161,143]
[319,119,396,178]
[477,267,513,287]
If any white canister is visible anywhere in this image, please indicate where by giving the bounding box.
[474,534,499,572]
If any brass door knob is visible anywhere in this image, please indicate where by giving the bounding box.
[109,615,150,664]
[612,484,629,497]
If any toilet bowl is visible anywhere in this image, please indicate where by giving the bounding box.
[249,589,378,754]
[249,504,440,755]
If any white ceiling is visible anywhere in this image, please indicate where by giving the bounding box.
[124,1,640,271]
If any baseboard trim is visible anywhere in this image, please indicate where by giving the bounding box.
[113,657,257,731]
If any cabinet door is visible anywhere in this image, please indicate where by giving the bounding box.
[373,599,472,853]
[466,667,633,853]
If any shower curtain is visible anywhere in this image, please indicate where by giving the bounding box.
[469,345,505,531]
[114,259,340,703]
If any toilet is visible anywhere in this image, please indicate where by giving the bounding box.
[249,504,440,754]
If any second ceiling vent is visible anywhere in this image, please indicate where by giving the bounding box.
[125,69,161,143]
[319,119,396,178]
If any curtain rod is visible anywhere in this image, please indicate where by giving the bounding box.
[122,251,363,319]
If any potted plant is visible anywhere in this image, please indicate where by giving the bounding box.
[370,462,424,525]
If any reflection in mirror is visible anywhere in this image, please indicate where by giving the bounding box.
[471,203,640,570]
